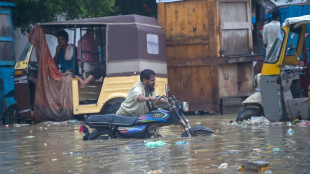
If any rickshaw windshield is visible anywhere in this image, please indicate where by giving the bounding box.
[285,28,301,56]
[18,42,31,61]
[264,29,285,63]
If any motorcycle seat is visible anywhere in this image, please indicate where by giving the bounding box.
[86,114,138,126]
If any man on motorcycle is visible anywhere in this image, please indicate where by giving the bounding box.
[116,69,165,117]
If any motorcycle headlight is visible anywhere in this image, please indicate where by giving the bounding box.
[178,102,189,112]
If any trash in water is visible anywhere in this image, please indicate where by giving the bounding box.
[24,136,35,139]
[239,161,270,172]
[147,170,163,174]
[220,150,241,154]
[13,124,30,127]
[218,163,228,169]
[3,125,9,128]
[67,119,80,124]
[51,159,57,161]
[70,151,86,155]
[287,128,294,135]
[296,120,309,127]
[44,143,47,146]
[272,147,281,152]
[43,121,69,125]
[174,141,188,145]
[253,148,262,153]
[250,116,270,125]
[145,140,166,148]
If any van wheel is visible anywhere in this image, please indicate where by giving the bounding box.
[2,104,20,125]
[104,103,121,114]
[236,108,262,122]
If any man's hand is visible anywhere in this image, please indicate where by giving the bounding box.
[155,98,166,105]
[56,45,62,54]
[148,96,157,102]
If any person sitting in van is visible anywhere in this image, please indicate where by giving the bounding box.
[77,30,99,75]
[75,63,106,88]
[54,30,76,73]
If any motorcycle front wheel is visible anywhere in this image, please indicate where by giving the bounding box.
[182,126,214,137]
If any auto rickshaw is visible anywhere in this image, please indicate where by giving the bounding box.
[3,15,168,124]
[237,15,310,122]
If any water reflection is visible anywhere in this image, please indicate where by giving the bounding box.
[0,115,309,173]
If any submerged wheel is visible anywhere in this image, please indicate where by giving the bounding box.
[104,103,121,114]
[182,126,214,137]
[236,108,262,122]
[2,104,20,125]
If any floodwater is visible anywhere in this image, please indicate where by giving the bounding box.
[0,114,309,174]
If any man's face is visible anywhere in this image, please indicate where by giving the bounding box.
[57,36,68,48]
[144,75,156,92]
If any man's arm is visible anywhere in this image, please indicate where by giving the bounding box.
[54,45,60,65]
[137,95,156,102]
[262,25,268,48]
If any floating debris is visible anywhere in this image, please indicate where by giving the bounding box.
[253,148,262,153]
[24,136,35,139]
[287,128,294,136]
[272,147,281,152]
[145,140,166,148]
[220,150,241,154]
[147,170,163,174]
[174,141,188,145]
[239,161,270,172]
[218,163,228,169]
[13,124,30,127]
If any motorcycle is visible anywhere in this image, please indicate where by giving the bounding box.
[82,95,214,140]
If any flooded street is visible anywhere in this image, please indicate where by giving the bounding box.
[0,114,309,174]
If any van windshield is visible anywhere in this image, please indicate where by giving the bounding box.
[18,42,31,61]
[264,29,285,63]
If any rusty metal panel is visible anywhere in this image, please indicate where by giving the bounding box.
[168,65,219,112]
[218,0,252,56]
[0,42,14,61]
[0,12,14,61]
[218,64,238,97]
[237,62,253,94]
[14,75,33,120]
[0,13,11,37]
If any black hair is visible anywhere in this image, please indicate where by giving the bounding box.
[56,30,69,40]
[272,11,280,20]
[140,69,155,82]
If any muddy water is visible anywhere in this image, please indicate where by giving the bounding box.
[0,115,309,174]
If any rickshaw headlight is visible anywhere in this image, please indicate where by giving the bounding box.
[14,70,24,76]
[253,73,261,91]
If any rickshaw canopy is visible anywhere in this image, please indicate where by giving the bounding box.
[283,15,310,27]
[40,15,167,76]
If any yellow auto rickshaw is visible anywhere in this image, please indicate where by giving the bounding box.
[3,15,168,124]
[237,15,310,122]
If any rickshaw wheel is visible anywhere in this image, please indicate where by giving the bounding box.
[236,108,261,122]
[2,104,20,125]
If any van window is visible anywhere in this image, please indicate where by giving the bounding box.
[265,29,285,63]
[147,33,159,55]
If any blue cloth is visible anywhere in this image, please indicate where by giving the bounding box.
[58,50,73,73]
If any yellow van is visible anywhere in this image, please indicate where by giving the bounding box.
[5,15,168,124]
